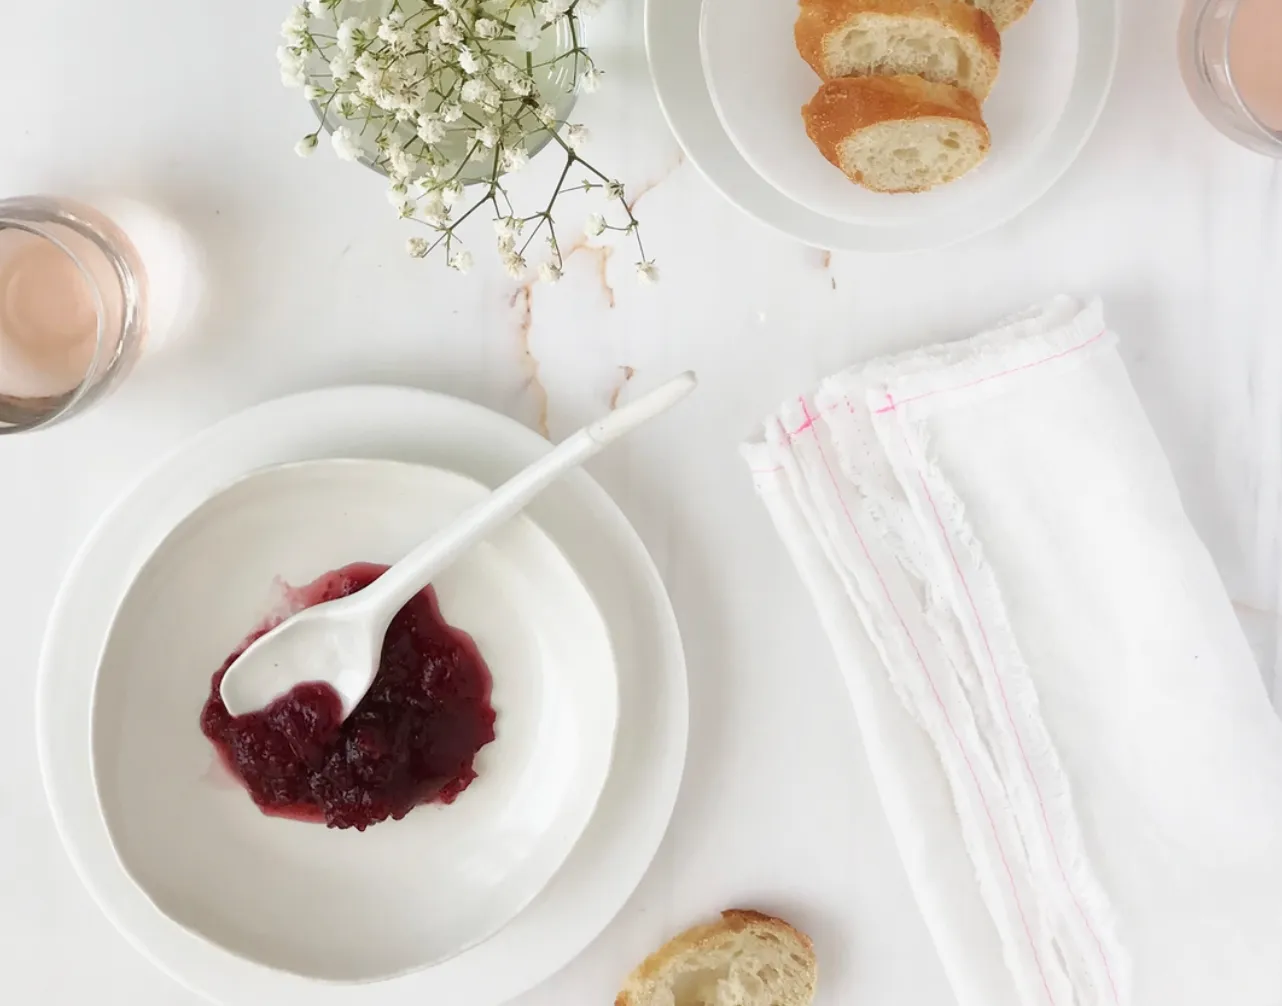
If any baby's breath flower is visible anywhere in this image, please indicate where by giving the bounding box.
[539,262,562,284]
[281,6,309,42]
[513,13,542,51]
[474,18,501,38]
[407,236,429,258]
[564,124,590,150]
[305,0,326,16]
[389,145,414,178]
[336,16,361,53]
[331,126,360,161]
[304,83,324,101]
[606,180,625,199]
[510,76,535,97]
[355,51,380,79]
[457,45,482,74]
[417,114,445,144]
[636,260,659,285]
[278,45,306,87]
[329,52,354,81]
[535,103,557,127]
[448,249,473,272]
[502,251,528,280]
[460,78,486,103]
[471,80,501,109]
[472,123,500,148]
[437,19,463,45]
[538,0,573,23]
[295,133,319,157]
[378,17,415,51]
[584,213,606,237]
[422,192,449,226]
[501,145,529,173]
[580,68,603,93]
[492,60,518,85]
[439,101,463,122]
[440,181,464,208]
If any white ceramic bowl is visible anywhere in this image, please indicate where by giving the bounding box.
[89,458,617,983]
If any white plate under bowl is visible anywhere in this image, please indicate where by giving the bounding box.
[646,0,1117,250]
[702,0,1078,225]
[90,459,617,982]
[38,386,688,1006]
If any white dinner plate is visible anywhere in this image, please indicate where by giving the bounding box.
[91,459,618,982]
[647,0,1117,251]
[38,386,688,1006]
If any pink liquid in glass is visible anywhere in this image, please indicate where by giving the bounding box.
[1230,0,1282,131]
[0,230,101,399]
[0,215,126,401]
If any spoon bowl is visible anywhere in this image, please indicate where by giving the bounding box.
[219,600,382,718]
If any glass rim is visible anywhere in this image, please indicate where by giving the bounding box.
[0,198,142,434]
[1221,0,1282,143]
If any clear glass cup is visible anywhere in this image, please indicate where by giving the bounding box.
[1179,0,1282,157]
[0,197,147,433]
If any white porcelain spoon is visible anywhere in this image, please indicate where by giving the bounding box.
[218,371,697,719]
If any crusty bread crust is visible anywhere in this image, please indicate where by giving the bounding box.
[795,0,1001,92]
[615,909,817,1006]
[980,0,1034,30]
[801,75,990,191]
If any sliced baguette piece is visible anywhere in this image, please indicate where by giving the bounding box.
[802,74,990,192]
[970,0,1033,31]
[615,909,817,1006]
[795,0,1001,101]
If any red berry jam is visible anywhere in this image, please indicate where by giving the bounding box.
[199,563,496,830]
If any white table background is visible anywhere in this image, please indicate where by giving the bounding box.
[3,0,1280,1002]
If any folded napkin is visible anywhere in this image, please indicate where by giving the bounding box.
[743,297,1282,1006]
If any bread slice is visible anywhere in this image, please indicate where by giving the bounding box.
[615,909,817,1006]
[802,74,990,192]
[795,0,1001,100]
[969,0,1033,31]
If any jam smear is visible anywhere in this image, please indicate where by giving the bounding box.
[199,562,496,831]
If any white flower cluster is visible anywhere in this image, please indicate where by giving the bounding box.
[281,0,655,284]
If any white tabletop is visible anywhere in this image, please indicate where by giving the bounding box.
[3,0,1280,1003]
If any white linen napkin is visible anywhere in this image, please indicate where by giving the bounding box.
[743,297,1282,1006]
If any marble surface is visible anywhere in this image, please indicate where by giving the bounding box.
[3,0,1281,1003]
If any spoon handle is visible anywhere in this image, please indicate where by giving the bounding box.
[370,371,698,614]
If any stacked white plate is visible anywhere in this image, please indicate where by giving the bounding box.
[37,386,688,1005]
[647,0,1119,251]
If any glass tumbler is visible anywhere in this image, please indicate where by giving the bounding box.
[0,196,147,433]
[1180,0,1282,157]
